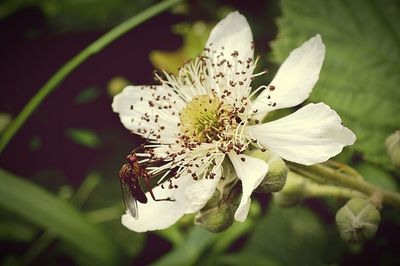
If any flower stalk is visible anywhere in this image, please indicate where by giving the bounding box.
[303,182,366,199]
[288,162,400,209]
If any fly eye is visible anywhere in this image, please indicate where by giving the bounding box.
[127,154,136,163]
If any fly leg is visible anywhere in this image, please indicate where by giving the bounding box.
[143,173,175,202]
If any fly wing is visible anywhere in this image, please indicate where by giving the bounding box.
[120,180,139,219]
[132,180,148,204]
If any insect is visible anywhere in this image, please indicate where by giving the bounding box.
[119,150,174,220]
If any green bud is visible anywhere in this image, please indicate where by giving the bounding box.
[107,76,130,97]
[195,204,234,233]
[196,178,242,233]
[201,189,221,212]
[336,197,381,243]
[246,149,288,193]
[273,171,306,207]
[385,131,400,168]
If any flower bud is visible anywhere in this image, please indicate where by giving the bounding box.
[201,189,221,212]
[195,204,234,233]
[246,149,288,193]
[273,171,306,207]
[336,197,381,243]
[107,76,130,97]
[196,180,241,233]
[385,131,400,168]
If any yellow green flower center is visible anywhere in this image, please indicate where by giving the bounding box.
[180,95,232,142]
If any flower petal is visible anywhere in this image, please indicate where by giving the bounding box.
[112,85,184,143]
[205,11,253,62]
[228,153,269,222]
[184,163,223,213]
[122,154,224,232]
[248,103,356,165]
[252,34,325,115]
[121,175,195,232]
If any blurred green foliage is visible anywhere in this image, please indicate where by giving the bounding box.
[225,204,345,266]
[0,0,157,31]
[74,86,100,104]
[271,0,400,168]
[150,21,212,73]
[65,128,102,149]
[355,161,398,192]
[0,169,119,265]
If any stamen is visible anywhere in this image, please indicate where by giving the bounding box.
[144,46,267,185]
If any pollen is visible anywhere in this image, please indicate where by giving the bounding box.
[180,95,230,142]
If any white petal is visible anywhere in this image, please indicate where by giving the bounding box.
[184,165,222,213]
[122,154,224,232]
[206,11,254,62]
[112,85,184,143]
[228,153,269,222]
[248,103,356,165]
[121,175,195,232]
[252,34,325,115]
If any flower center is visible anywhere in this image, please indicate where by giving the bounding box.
[180,95,232,142]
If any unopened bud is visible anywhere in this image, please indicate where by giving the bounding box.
[336,197,381,243]
[385,131,400,168]
[201,189,221,212]
[196,180,241,233]
[195,204,234,233]
[246,149,288,193]
[107,76,130,97]
[273,171,306,207]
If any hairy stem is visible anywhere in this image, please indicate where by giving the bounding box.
[0,0,183,153]
[288,162,400,209]
[304,182,366,199]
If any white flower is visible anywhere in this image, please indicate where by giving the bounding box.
[112,11,356,232]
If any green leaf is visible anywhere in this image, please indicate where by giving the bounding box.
[0,210,37,242]
[83,176,145,259]
[155,225,184,246]
[216,254,280,266]
[103,219,145,258]
[65,128,101,148]
[231,204,344,266]
[74,86,100,104]
[0,169,118,264]
[271,0,400,166]
[151,227,217,266]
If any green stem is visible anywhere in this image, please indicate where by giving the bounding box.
[0,0,183,153]
[289,162,400,209]
[304,182,366,199]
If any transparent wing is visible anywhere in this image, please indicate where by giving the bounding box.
[120,180,139,220]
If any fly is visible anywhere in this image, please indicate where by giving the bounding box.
[119,150,174,220]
